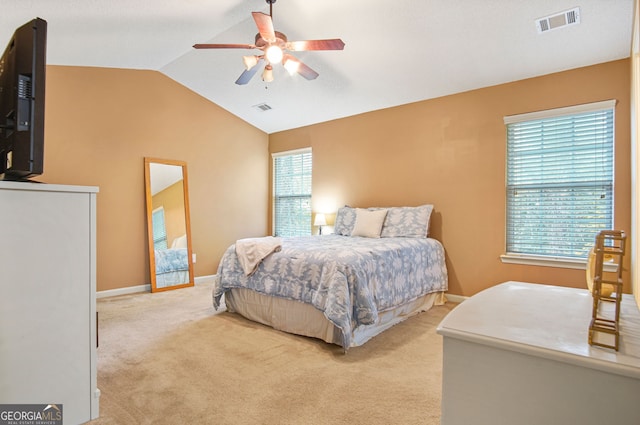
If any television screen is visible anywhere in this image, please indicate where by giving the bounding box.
[0,18,47,181]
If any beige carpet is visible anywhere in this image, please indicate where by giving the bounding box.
[89,283,456,425]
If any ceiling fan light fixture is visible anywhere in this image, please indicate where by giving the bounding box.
[193,0,344,85]
[265,45,283,64]
[242,55,259,70]
[262,64,274,82]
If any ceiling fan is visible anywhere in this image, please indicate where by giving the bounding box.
[193,0,345,85]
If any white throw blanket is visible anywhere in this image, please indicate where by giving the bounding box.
[235,236,283,276]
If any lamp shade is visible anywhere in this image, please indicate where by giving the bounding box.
[262,65,274,82]
[283,57,300,75]
[242,55,259,70]
[314,213,327,226]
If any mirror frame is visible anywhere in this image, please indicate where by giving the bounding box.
[144,157,195,292]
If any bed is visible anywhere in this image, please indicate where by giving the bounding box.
[212,205,448,349]
[154,247,189,288]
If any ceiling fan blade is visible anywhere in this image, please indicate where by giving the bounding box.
[283,54,319,80]
[193,43,256,49]
[235,58,265,85]
[286,39,345,51]
[252,12,276,43]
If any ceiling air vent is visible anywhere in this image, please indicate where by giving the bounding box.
[536,7,580,34]
[253,103,272,112]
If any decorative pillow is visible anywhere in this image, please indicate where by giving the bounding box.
[334,206,356,236]
[171,234,188,248]
[351,208,388,238]
[380,204,434,238]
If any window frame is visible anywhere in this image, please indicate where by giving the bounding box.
[500,100,617,270]
[272,147,312,237]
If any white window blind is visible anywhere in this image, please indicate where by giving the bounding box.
[505,101,615,259]
[273,149,312,237]
[152,207,168,250]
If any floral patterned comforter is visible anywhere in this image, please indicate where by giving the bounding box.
[213,235,448,347]
[154,248,189,274]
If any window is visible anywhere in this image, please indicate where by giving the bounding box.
[503,100,615,265]
[273,148,312,237]
[151,206,168,250]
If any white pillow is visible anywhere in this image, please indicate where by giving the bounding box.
[171,234,188,249]
[351,208,388,238]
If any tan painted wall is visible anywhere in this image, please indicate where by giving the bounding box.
[269,59,632,298]
[36,61,631,296]
[42,66,268,291]
[152,180,186,248]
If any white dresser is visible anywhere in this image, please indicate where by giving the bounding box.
[0,181,99,424]
[437,281,640,425]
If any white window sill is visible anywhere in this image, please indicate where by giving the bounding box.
[500,253,618,272]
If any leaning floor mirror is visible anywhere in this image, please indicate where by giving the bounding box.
[144,157,194,292]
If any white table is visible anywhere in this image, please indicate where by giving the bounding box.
[437,281,640,425]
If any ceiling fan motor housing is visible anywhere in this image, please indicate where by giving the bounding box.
[254,31,287,49]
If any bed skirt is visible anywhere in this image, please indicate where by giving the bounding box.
[224,288,446,348]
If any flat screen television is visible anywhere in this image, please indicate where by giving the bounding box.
[0,18,47,182]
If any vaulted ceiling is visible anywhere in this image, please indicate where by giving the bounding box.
[0,0,634,134]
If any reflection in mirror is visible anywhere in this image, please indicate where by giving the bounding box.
[144,158,194,292]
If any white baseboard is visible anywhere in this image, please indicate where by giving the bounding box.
[97,284,150,299]
[195,275,216,285]
[446,293,468,304]
[97,275,216,299]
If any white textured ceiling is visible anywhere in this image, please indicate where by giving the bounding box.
[0,0,634,134]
